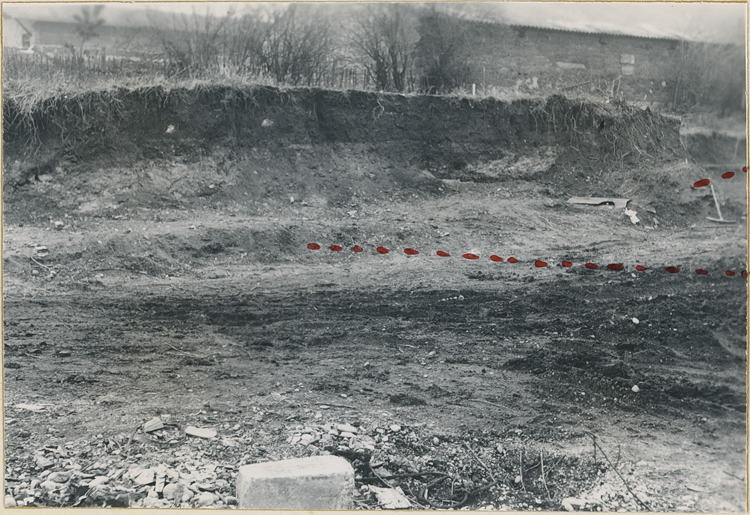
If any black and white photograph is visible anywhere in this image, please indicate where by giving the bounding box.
[2,0,748,510]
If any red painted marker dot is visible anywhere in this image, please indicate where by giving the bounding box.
[743,166,748,173]
[607,263,624,271]
[436,250,450,257]
[462,253,480,260]
[376,246,389,254]
[490,255,503,262]
[693,179,710,188]
[584,262,598,270]
[330,245,343,252]
[352,246,363,253]
[307,243,321,250]
[665,266,680,274]
[507,257,518,263]
[695,269,709,275]
[722,171,735,180]
[404,248,419,255]
[741,270,747,278]
[561,261,573,268]
[635,265,648,271]
[534,260,548,268]
[725,270,736,277]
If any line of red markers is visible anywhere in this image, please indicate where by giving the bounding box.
[307,243,747,278]
[693,165,747,188]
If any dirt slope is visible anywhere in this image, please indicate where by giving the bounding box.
[2,86,747,510]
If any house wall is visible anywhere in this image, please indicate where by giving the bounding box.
[3,18,31,49]
[463,20,679,105]
[24,20,157,56]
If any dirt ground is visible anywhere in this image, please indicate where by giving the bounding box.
[2,86,748,510]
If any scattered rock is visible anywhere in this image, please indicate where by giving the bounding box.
[261,119,274,128]
[89,476,108,487]
[133,469,156,486]
[369,485,411,509]
[47,471,72,483]
[17,403,46,413]
[40,480,64,492]
[54,221,64,230]
[163,482,184,501]
[35,456,54,469]
[5,496,17,507]
[336,423,358,434]
[155,473,166,493]
[632,385,640,393]
[142,497,170,508]
[389,425,401,432]
[143,417,164,433]
[185,426,217,439]
[196,491,216,506]
[562,497,588,511]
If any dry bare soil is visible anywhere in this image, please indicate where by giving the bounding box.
[3,86,747,510]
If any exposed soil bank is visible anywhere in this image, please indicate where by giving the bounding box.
[4,86,689,217]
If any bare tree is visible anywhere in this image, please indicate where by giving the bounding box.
[414,7,472,93]
[259,5,335,86]
[222,12,266,74]
[73,5,105,56]
[149,7,232,77]
[670,39,745,114]
[350,4,414,92]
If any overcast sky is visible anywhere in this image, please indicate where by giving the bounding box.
[119,2,749,42]
[5,2,746,44]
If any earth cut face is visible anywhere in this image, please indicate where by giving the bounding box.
[3,85,747,511]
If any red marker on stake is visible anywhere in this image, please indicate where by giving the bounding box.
[693,179,710,188]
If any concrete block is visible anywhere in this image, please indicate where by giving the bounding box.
[236,455,354,510]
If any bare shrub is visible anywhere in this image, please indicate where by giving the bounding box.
[350,4,414,92]
[414,7,472,94]
[670,40,745,115]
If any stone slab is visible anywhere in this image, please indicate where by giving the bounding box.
[236,455,354,510]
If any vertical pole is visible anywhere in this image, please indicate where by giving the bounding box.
[710,182,724,221]
[472,83,476,96]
